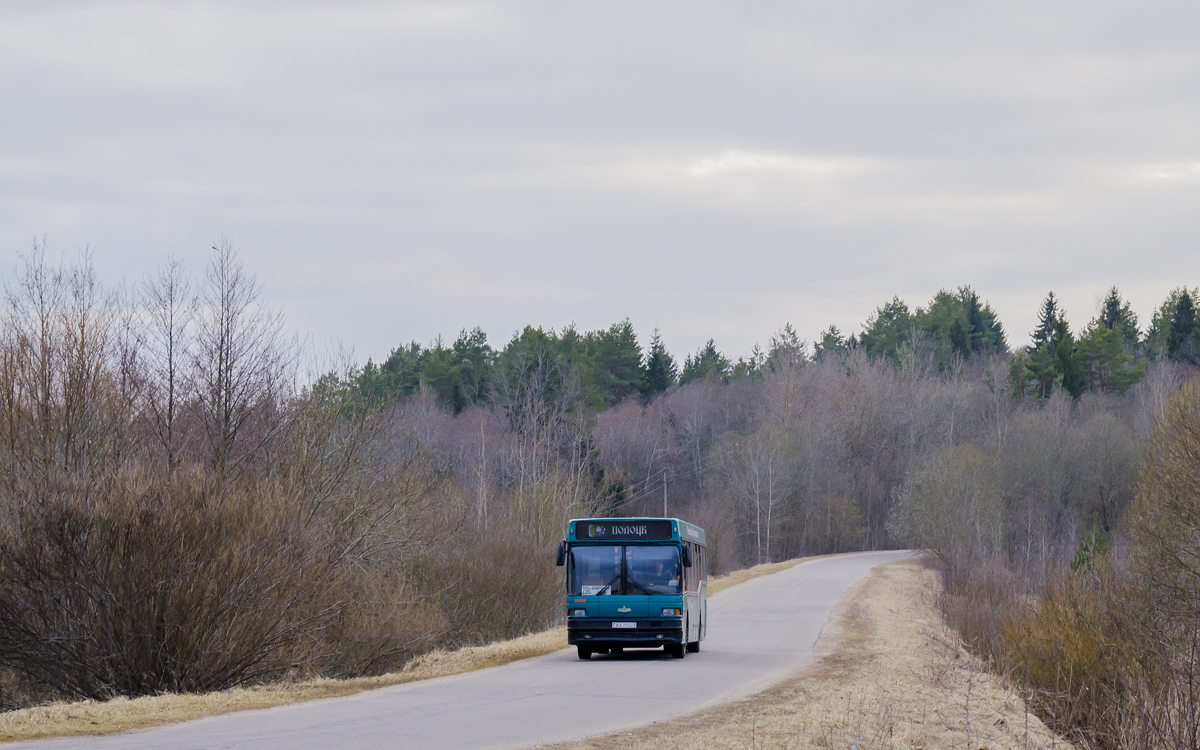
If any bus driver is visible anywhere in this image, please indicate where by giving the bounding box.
[630,549,679,593]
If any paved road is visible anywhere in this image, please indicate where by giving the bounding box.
[17,550,912,750]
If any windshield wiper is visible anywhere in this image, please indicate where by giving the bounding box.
[594,573,652,595]
[624,576,652,595]
[597,572,622,595]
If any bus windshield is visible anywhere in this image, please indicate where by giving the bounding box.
[569,545,681,596]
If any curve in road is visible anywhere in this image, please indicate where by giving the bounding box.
[15,550,913,750]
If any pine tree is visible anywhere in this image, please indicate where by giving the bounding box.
[1054,317,1084,398]
[896,287,1007,370]
[732,344,766,379]
[858,297,911,363]
[590,319,644,406]
[958,286,1007,353]
[1077,321,1145,394]
[1145,288,1195,359]
[641,328,677,400]
[1026,342,1059,399]
[679,340,731,385]
[766,323,806,371]
[813,325,850,360]
[962,288,985,351]
[1169,290,1197,361]
[1025,292,1082,399]
[947,316,969,359]
[1032,292,1060,350]
[452,327,494,408]
[1097,286,1140,352]
[1008,350,1032,399]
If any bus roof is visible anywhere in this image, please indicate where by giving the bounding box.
[566,517,705,546]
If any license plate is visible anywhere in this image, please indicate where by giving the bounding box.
[611,622,636,629]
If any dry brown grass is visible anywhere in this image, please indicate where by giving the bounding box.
[705,555,822,595]
[0,554,816,743]
[548,558,1073,750]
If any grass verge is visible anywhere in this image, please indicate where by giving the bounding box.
[0,554,817,743]
[705,554,822,595]
[546,558,1073,750]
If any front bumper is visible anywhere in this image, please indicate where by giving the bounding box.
[567,617,684,646]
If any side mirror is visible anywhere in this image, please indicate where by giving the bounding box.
[681,546,692,568]
[555,541,566,567]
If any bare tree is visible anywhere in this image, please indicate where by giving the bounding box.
[0,242,124,491]
[192,239,293,473]
[713,428,789,564]
[142,257,194,475]
[491,341,597,540]
[5,240,68,487]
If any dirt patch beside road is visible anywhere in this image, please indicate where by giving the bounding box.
[548,558,1071,750]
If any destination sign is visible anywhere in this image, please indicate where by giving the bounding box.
[580,520,672,541]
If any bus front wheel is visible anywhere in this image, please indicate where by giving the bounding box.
[686,640,700,653]
[577,646,592,660]
[667,643,686,659]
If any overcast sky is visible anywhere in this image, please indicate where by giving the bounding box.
[2,1,1198,362]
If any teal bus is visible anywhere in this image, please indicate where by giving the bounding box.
[555,517,708,659]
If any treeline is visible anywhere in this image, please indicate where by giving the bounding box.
[359,282,1200,415]
[355,287,1007,415]
[351,322,771,414]
[2,238,1198,742]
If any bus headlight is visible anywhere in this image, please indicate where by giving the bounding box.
[572,609,586,617]
[662,608,681,616]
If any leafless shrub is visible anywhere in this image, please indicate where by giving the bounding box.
[412,521,562,649]
[0,474,338,698]
[312,566,446,678]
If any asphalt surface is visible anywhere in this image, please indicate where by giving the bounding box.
[17,550,913,750]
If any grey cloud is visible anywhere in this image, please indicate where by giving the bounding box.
[2,0,1199,360]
